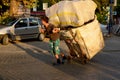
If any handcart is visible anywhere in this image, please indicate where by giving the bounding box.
[60,19,104,64]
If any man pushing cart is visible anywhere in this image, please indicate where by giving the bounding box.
[44,0,105,64]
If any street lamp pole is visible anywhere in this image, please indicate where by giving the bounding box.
[108,0,114,35]
[108,3,113,35]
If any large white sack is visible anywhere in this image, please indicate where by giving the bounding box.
[45,0,97,27]
[45,3,60,27]
[60,18,104,59]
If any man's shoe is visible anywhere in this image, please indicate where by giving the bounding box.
[52,59,61,66]
[62,56,67,64]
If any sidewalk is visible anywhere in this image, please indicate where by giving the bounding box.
[103,34,120,52]
[112,24,120,36]
[100,23,120,52]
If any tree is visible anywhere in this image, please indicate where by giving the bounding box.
[9,0,18,16]
[0,0,9,15]
[0,0,37,16]
[0,0,37,24]
[92,0,109,24]
[115,0,120,16]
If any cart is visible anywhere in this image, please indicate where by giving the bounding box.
[61,19,105,64]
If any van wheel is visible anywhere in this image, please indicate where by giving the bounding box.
[38,33,45,41]
[2,35,9,45]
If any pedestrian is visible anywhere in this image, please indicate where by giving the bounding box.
[40,16,67,65]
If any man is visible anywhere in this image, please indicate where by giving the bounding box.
[40,16,66,65]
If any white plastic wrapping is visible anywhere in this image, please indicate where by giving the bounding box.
[45,0,97,27]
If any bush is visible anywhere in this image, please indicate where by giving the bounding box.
[0,11,13,25]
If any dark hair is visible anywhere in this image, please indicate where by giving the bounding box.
[41,16,49,23]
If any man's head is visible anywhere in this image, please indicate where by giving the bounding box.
[41,16,49,26]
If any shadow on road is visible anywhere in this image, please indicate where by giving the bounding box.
[0,75,3,80]
[13,41,53,64]
[11,39,120,80]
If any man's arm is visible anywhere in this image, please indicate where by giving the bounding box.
[40,28,45,33]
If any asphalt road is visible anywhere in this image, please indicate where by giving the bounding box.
[0,36,120,80]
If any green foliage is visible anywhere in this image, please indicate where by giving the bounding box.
[94,0,120,23]
[115,6,120,16]
[93,0,109,24]
[0,5,2,8]
[114,0,120,16]
[1,0,10,6]
[96,13,108,24]
[0,11,10,24]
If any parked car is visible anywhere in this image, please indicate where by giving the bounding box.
[0,16,45,45]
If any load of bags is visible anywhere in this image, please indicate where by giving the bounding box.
[45,0,97,27]
[45,0,104,61]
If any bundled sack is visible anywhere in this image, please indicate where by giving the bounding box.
[45,0,97,27]
[60,18,104,60]
[45,3,60,27]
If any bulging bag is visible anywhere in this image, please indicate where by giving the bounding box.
[45,0,97,27]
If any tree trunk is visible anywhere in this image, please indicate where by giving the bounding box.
[9,0,19,17]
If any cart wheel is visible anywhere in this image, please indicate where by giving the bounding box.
[80,55,89,64]
[81,59,87,64]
